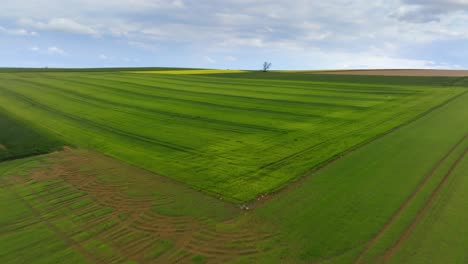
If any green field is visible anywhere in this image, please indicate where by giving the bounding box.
[0,70,465,202]
[0,109,64,161]
[387,148,468,263]
[387,150,468,264]
[0,70,467,263]
[256,91,468,263]
[0,150,246,264]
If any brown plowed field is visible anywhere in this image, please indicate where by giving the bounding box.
[311,69,468,77]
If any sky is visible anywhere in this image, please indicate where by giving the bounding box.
[1,0,468,70]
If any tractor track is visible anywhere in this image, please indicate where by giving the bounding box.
[382,147,467,263]
[354,134,467,264]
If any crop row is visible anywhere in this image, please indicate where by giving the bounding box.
[0,72,464,201]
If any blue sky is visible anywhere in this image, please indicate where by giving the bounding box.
[1,0,468,70]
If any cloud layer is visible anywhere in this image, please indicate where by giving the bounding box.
[1,0,467,69]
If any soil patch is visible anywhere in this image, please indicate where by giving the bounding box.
[0,144,6,151]
[310,69,468,77]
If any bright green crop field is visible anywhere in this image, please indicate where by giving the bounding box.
[0,69,467,263]
[0,70,465,202]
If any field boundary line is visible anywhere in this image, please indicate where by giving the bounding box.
[353,134,467,264]
[382,146,467,263]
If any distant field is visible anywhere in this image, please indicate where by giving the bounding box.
[0,79,466,263]
[0,67,200,73]
[0,70,465,202]
[130,69,246,75]
[212,71,468,87]
[310,69,468,77]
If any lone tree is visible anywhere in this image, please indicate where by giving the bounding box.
[263,61,272,72]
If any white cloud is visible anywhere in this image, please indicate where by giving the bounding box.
[0,0,186,19]
[140,27,166,39]
[204,56,216,64]
[291,47,462,70]
[395,0,468,22]
[20,18,98,36]
[99,54,108,60]
[7,1,468,48]
[127,41,159,51]
[215,13,257,26]
[0,26,37,36]
[47,46,66,55]
[340,56,438,69]
[218,37,265,48]
[80,0,185,11]
[2,0,468,68]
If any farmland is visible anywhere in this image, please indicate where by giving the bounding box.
[255,89,468,263]
[388,153,468,264]
[0,69,467,263]
[0,70,465,202]
[0,109,64,161]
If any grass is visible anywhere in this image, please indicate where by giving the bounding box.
[355,135,467,264]
[0,224,88,264]
[253,91,468,263]
[0,67,200,73]
[0,87,466,263]
[388,152,468,264]
[0,109,64,162]
[144,240,173,260]
[211,71,468,87]
[130,69,246,74]
[0,70,465,202]
[0,149,247,264]
[0,159,88,264]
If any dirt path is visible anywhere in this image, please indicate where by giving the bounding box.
[310,69,468,77]
[383,147,467,263]
[354,135,467,264]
